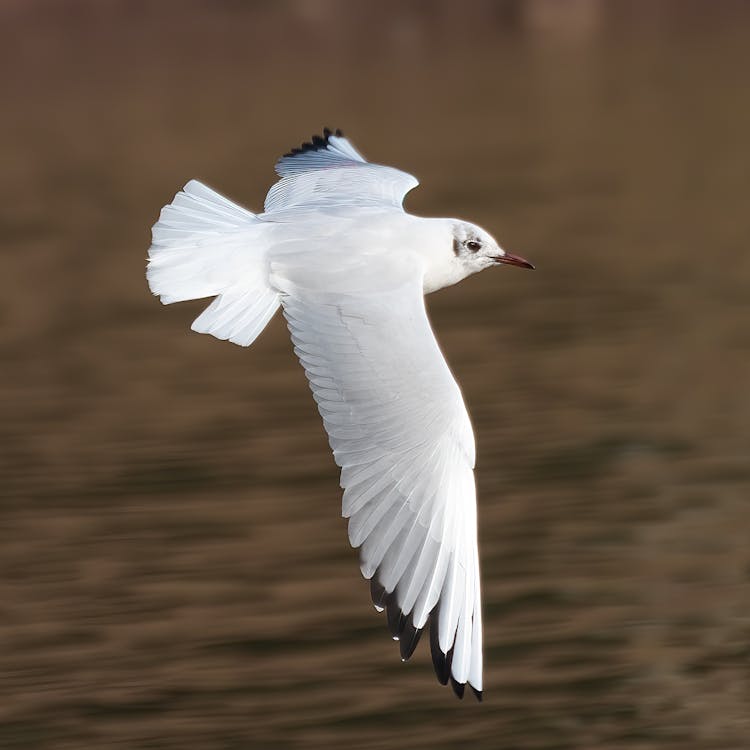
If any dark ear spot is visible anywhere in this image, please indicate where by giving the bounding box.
[453,237,462,256]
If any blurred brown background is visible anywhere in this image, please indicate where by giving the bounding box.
[2,1,749,748]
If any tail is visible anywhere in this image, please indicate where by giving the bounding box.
[147,180,280,347]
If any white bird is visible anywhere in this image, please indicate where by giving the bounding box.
[146,129,533,701]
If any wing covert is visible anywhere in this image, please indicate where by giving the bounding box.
[264,129,419,214]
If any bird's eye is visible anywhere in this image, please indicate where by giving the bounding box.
[466,240,481,252]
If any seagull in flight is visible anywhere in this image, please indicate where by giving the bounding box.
[146,129,533,701]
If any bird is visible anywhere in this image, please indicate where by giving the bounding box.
[146,128,533,701]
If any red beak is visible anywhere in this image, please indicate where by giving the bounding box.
[493,251,535,270]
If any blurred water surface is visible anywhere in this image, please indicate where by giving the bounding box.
[1,2,749,748]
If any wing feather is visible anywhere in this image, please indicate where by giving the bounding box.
[264,129,419,214]
[274,255,483,698]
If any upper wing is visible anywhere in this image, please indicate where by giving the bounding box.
[263,129,419,214]
[271,251,483,699]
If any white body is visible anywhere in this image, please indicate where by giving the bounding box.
[146,131,520,700]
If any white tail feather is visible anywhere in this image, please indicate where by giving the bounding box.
[147,180,280,347]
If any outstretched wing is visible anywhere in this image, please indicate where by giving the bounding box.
[263,128,419,214]
[271,250,483,700]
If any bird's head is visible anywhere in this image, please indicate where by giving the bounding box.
[451,221,534,274]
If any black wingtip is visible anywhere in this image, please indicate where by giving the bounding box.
[450,677,465,700]
[430,612,473,701]
[371,579,472,694]
[369,577,387,610]
[370,577,408,641]
[399,621,423,661]
[386,598,407,640]
[369,576,424,662]
[430,614,452,685]
[282,128,344,158]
